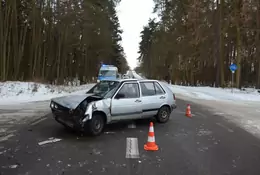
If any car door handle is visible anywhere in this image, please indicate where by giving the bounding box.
[135,99,142,103]
[160,96,166,99]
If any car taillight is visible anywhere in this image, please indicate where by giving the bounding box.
[173,94,176,100]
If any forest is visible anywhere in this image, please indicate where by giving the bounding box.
[0,0,129,84]
[137,0,260,88]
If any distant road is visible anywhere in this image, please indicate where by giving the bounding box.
[127,70,145,79]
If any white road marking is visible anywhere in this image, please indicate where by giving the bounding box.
[38,137,62,146]
[126,138,140,159]
[0,134,14,142]
[216,123,234,133]
[30,117,47,126]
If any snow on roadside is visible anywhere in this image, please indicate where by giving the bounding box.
[0,81,95,139]
[170,85,260,102]
[0,81,95,106]
[177,95,260,138]
[168,84,260,138]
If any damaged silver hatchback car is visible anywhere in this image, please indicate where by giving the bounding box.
[50,79,177,136]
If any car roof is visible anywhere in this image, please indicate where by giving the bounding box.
[100,79,160,83]
[118,78,138,82]
[99,79,138,82]
[137,79,158,82]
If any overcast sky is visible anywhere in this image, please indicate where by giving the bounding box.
[116,0,155,69]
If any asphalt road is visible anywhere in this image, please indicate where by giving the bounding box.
[1,99,260,175]
[0,101,50,139]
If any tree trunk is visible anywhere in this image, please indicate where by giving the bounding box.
[256,0,260,88]
[235,34,242,89]
[219,0,225,87]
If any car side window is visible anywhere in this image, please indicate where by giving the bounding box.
[140,82,156,96]
[154,82,165,95]
[117,83,140,98]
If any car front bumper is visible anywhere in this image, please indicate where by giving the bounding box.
[51,112,84,132]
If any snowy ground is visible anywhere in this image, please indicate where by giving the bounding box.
[0,81,95,139]
[167,84,260,138]
[171,84,260,102]
[0,81,95,106]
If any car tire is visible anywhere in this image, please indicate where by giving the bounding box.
[85,113,105,136]
[156,106,170,123]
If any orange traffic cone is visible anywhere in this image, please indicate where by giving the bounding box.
[185,104,192,118]
[144,122,159,151]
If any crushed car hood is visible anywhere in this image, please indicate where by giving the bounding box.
[51,94,94,109]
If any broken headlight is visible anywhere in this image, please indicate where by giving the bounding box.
[50,101,58,109]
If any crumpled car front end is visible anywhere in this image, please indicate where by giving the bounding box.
[50,94,109,132]
[82,98,111,123]
[50,95,87,131]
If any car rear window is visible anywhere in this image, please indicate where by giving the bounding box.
[154,82,165,94]
[140,82,156,96]
[140,82,165,96]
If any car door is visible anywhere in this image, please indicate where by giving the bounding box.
[140,81,166,118]
[110,82,142,121]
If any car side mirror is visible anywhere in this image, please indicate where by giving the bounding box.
[115,93,125,99]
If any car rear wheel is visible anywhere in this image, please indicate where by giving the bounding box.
[156,106,170,123]
[85,114,105,136]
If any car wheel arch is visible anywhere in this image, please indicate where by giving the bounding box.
[156,105,171,123]
[158,104,171,113]
[92,111,107,124]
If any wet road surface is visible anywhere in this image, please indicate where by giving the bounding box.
[0,101,49,139]
[1,99,260,175]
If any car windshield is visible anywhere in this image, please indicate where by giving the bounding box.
[87,81,120,98]
[99,70,117,77]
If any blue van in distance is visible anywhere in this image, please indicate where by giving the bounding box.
[97,64,118,82]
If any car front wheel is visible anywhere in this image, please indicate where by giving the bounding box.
[156,106,170,123]
[85,114,105,136]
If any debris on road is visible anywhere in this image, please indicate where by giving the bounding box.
[128,122,136,128]
[38,137,62,146]
[197,129,212,136]
[0,150,6,155]
[1,164,19,169]
[104,132,115,134]
[9,164,18,169]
